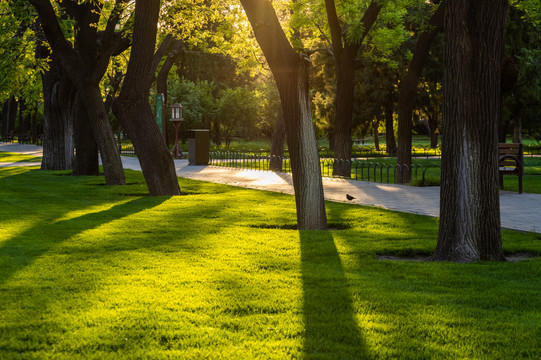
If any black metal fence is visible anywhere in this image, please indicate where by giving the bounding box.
[209,151,441,185]
[524,145,541,156]
[345,145,442,159]
[1,135,43,146]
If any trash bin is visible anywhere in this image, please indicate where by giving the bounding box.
[188,129,210,165]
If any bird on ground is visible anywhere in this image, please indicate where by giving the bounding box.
[346,194,355,201]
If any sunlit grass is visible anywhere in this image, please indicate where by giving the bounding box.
[0,167,540,359]
[0,152,42,162]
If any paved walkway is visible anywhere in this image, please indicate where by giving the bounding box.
[2,142,540,234]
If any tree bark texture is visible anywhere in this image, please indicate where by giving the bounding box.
[1,97,17,139]
[428,114,439,148]
[326,0,381,177]
[269,105,286,171]
[156,38,185,142]
[384,105,396,154]
[17,99,25,138]
[30,0,125,185]
[332,52,356,176]
[373,119,379,151]
[0,100,8,139]
[7,97,17,137]
[39,59,75,171]
[73,93,99,176]
[396,1,446,183]
[113,0,180,196]
[433,0,507,262]
[241,0,327,230]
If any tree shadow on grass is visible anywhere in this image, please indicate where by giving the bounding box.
[299,229,369,358]
[0,196,169,287]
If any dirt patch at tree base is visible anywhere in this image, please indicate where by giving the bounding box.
[377,252,538,263]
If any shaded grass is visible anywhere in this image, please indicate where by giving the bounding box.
[0,167,540,359]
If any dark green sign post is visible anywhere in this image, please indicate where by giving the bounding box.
[156,93,164,139]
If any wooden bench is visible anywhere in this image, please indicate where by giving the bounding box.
[499,143,523,194]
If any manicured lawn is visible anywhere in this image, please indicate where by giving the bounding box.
[0,152,42,163]
[0,166,540,359]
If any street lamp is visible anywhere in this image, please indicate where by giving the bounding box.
[170,103,183,158]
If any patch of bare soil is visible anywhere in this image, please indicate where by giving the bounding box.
[505,252,538,262]
[377,255,430,262]
[377,253,538,262]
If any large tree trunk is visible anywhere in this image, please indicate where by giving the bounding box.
[326,0,381,177]
[73,93,99,176]
[7,97,17,138]
[396,1,446,183]
[17,99,25,138]
[332,54,356,176]
[58,78,75,169]
[79,85,125,184]
[1,97,17,139]
[113,0,180,196]
[212,119,222,146]
[433,0,507,262]
[373,118,379,151]
[40,60,75,171]
[156,38,185,142]
[0,100,8,139]
[384,104,396,154]
[30,0,125,185]
[428,114,439,148]
[269,105,285,171]
[241,0,327,230]
[512,116,522,144]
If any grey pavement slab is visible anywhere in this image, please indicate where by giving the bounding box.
[2,142,540,233]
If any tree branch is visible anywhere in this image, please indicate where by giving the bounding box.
[28,0,85,84]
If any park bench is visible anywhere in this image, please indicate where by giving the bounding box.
[499,143,523,194]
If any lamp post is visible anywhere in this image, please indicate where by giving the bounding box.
[170,104,183,158]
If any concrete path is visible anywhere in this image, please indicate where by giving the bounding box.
[2,142,540,234]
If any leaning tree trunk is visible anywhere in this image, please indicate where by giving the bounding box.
[433,0,507,262]
[113,0,180,196]
[241,0,327,230]
[269,105,286,171]
[280,62,327,230]
[79,85,125,185]
[396,1,446,183]
[156,38,185,142]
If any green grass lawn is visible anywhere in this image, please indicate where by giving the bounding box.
[0,152,42,163]
[0,166,540,359]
